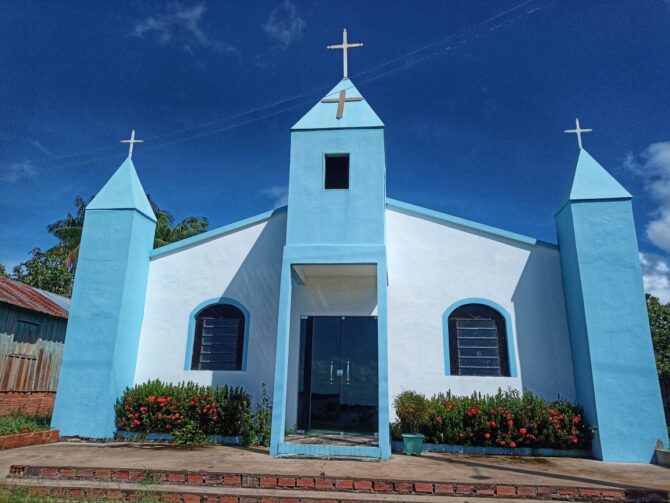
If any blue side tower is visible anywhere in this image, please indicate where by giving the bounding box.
[270,78,391,458]
[555,149,669,462]
[52,158,156,438]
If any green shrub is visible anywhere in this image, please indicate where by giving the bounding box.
[0,414,51,436]
[393,389,592,450]
[115,380,252,442]
[394,391,431,434]
[172,421,209,446]
[250,383,272,447]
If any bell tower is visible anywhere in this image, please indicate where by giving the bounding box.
[270,30,391,459]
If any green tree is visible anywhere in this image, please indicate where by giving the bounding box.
[0,263,7,277]
[46,195,88,272]
[12,248,74,297]
[12,195,209,297]
[150,197,209,248]
[647,293,670,379]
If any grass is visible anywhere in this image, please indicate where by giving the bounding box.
[0,485,161,502]
[0,414,51,436]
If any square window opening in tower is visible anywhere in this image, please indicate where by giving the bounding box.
[324,154,350,189]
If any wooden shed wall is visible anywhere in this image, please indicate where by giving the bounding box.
[0,303,66,392]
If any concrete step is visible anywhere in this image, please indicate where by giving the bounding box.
[5,478,560,502]
[9,464,666,502]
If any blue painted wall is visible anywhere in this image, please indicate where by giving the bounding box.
[52,159,156,438]
[556,152,668,462]
[271,79,391,458]
[286,130,386,246]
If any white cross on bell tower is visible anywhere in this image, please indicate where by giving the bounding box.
[564,118,592,150]
[120,129,144,159]
[327,29,363,80]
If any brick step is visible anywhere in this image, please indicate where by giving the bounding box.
[8,464,667,503]
[6,478,541,503]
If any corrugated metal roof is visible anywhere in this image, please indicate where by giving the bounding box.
[0,277,69,319]
[36,288,71,313]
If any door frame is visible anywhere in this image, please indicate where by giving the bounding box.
[269,253,391,459]
[297,315,379,435]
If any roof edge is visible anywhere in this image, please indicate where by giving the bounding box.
[386,198,558,250]
[150,206,287,259]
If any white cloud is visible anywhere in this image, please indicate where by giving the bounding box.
[263,0,305,49]
[624,141,670,252]
[133,2,236,54]
[640,252,670,303]
[260,185,289,208]
[0,161,36,183]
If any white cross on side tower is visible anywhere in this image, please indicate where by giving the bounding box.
[120,129,144,159]
[564,118,592,150]
[327,29,363,80]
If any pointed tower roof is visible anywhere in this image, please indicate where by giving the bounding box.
[559,149,631,210]
[292,79,383,130]
[87,157,156,222]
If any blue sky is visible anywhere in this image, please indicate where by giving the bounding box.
[2,0,670,300]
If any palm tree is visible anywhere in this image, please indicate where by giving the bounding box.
[47,195,88,272]
[47,195,209,273]
[149,196,209,248]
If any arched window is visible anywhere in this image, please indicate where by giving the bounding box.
[448,303,510,377]
[191,303,246,371]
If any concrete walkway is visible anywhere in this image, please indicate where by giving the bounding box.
[2,442,668,491]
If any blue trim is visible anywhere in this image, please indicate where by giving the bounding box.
[151,206,287,259]
[269,247,391,459]
[376,254,391,459]
[386,198,558,250]
[184,297,250,371]
[390,441,589,458]
[270,260,294,455]
[277,443,381,458]
[442,298,518,378]
[117,431,242,445]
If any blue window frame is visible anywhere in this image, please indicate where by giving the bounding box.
[186,298,250,371]
[443,298,518,377]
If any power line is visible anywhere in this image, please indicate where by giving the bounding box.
[1,0,552,180]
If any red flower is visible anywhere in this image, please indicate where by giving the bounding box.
[133,420,141,426]
[509,442,517,448]
[140,406,147,412]
[500,440,506,446]
[572,416,581,424]
[166,424,172,430]
[507,419,514,427]
[519,428,527,435]
[484,433,491,439]
[147,395,155,403]
[572,437,579,444]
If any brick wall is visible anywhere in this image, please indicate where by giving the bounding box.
[0,391,55,416]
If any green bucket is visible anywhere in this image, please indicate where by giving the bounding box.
[402,433,425,456]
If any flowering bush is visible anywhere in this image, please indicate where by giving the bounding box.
[115,380,253,442]
[393,389,592,450]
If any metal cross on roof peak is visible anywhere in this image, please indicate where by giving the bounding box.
[120,129,144,159]
[327,29,363,80]
[321,89,363,119]
[564,118,592,150]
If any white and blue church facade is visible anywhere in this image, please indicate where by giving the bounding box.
[51,54,668,463]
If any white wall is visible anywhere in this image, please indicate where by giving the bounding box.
[285,275,377,429]
[386,209,575,410]
[134,212,286,405]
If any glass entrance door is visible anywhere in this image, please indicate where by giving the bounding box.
[298,316,378,434]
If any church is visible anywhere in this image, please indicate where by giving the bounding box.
[51,31,668,463]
